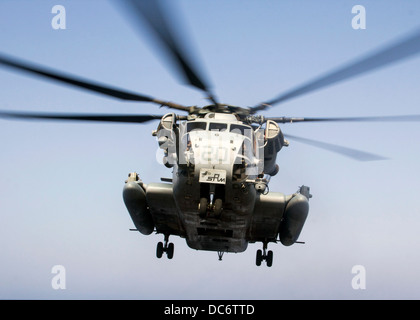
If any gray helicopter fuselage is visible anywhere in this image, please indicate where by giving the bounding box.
[172,113,260,252]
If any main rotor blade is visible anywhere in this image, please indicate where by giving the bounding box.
[0,53,153,102]
[267,114,420,123]
[251,28,420,112]
[0,53,190,112]
[122,0,218,104]
[0,111,168,124]
[284,134,387,161]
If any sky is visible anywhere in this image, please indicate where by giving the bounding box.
[0,0,420,300]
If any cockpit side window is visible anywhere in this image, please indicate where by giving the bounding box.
[230,124,252,138]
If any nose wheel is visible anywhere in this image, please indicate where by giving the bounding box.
[156,234,174,259]
[256,242,273,267]
[198,184,223,219]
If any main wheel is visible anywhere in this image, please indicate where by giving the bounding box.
[256,249,262,266]
[156,242,164,259]
[167,243,174,259]
[266,250,273,267]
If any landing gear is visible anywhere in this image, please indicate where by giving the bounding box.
[198,197,223,218]
[156,242,164,258]
[156,234,174,259]
[256,242,273,267]
[217,251,224,261]
[198,184,223,218]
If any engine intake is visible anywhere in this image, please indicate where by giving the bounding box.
[262,120,285,176]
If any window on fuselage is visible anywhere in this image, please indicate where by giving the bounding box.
[209,122,227,131]
[229,124,252,138]
[230,124,256,157]
[187,121,206,132]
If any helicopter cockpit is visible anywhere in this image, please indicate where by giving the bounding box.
[180,119,261,180]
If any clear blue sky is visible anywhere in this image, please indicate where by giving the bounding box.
[1,0,420,299]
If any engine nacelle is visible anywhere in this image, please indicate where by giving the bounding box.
[123,175,155,235]
[262,120,284,176]
[279,193,309,246]
[153,113,178,168]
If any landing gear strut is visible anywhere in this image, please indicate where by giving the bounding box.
[156,234,174,259]
[217,251,224,261]
[256,241,273,267]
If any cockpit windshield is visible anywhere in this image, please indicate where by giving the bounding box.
[209,122,227,131]
[186,121,252,137]
[187,122,206,132]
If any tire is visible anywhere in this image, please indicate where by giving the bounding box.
[214,199,223,216]
[167,243,174,259]
[156,242,164,259]
[199,198,208,218]
[266,250,273,267]
[256,249,262,266]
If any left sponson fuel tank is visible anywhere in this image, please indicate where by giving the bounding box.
[123,181,155,235]
[279,194,309,246]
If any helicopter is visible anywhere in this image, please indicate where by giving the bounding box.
[1,0,420,267]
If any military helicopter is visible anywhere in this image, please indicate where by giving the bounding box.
[1,0,420,267]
